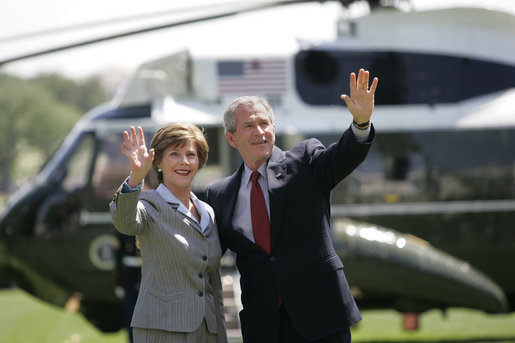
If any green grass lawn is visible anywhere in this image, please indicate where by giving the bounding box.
[352,308,515,342]
[0,288,126,343]
[2,287,515,343]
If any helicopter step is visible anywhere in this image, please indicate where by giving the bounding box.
[221,269,242,340]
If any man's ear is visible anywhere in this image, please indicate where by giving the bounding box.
[225,131,237,148]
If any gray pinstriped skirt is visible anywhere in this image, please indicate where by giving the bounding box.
[132,319,219,343]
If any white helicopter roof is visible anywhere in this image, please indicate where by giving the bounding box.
[330,6,515,66]
[109,5,515,135]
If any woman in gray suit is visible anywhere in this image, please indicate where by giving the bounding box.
[110,123,227,343]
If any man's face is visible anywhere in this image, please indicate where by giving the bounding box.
[226,103,275,170]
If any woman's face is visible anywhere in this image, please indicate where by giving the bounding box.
[157,141,199,194]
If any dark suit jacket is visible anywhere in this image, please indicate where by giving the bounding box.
[206,125,374,342]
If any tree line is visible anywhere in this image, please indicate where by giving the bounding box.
[0,72,109,193]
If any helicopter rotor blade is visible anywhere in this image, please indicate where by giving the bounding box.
[0,0,325,66]
[0,1,272,44]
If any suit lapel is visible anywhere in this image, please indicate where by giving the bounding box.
[219,165,243,232]
[145,191,207,235]
[267,147,287,252]
[180,213,203,233]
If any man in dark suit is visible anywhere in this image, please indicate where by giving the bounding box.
[206,69,378,343]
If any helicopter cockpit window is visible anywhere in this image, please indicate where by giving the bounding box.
[295,49,515,106]
[91,126,225,200]
[62,133,95,192]
[92,131,158,198]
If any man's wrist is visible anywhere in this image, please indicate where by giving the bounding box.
[353,120,370,130]
[351,122,370,142]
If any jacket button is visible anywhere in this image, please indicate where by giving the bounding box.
[202,255,207,261]
[198,291,204,297]
[270,256,276,262]
[198,273,204,279]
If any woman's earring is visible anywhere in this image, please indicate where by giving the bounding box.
[158,168,162,173]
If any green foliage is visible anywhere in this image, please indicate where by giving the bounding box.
[31,73,109,113]
[0,72,107,191]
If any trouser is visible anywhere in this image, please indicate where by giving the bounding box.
[132,319,218,343]
[279,305,351,343]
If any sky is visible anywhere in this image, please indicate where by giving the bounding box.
[1,0,515,83]
[0,0,342,80]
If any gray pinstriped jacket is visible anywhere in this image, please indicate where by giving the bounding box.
[110,187,227,342]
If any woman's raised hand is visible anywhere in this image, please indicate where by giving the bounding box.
[121,126,155,187]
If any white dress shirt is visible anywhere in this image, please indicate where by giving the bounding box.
[155,183,210,233]
[232,163,270,242]
[122,179,210,232]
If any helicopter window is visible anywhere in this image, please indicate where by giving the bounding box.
[294,132,426,204]
[90,126,226,200]
[62,133,95,192]
[335,133,426,204]
[332,129,515,205]
[92,131,159,198]
[295,49,515,106]
[296,51,339,85]
[92,132,132,198]
[414,129,515,201]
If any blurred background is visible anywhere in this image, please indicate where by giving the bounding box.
[1,1,515,342]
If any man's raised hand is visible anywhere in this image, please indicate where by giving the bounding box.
[340,68,378,125]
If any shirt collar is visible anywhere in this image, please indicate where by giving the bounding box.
[243,163,268,186]
[156,183,209,231]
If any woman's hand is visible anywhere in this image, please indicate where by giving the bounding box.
[121,126,155,187]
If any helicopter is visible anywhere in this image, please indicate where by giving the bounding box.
[1,0,515,334]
